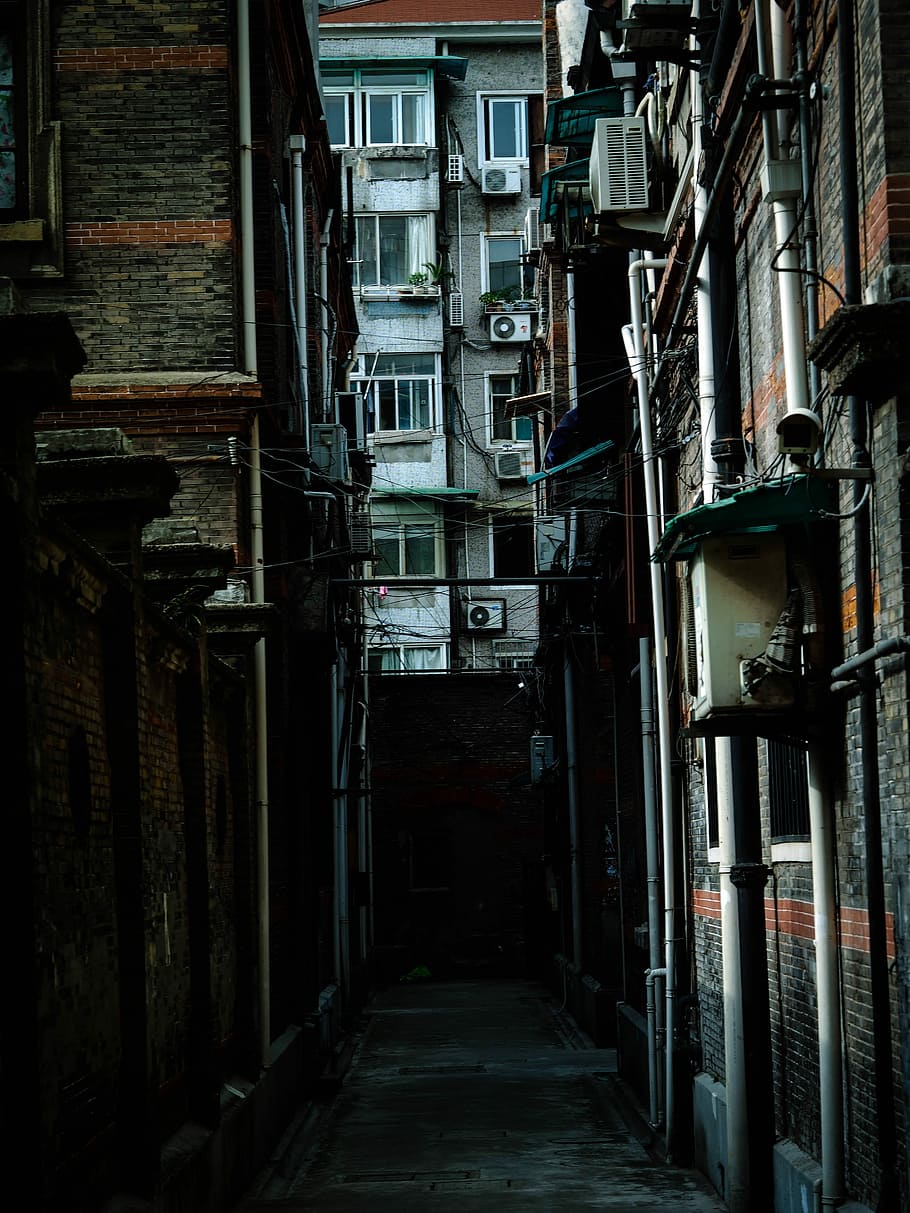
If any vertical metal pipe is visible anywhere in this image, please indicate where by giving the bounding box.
[291,141,310,445]
[564,511,584,970]
[640,637,664,1128]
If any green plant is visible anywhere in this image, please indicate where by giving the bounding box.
[408,270,429,286]
[479,289,506,306]
[423,259,453,284]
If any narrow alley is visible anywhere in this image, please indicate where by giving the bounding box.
[234,980,726,1212]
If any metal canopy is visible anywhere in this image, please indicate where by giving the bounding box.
[370,485,479,499]
[539,158,591,224]
[526,439,614,485]
[653,475,838,562]
[320,55,468,80]
[544,87,625,148]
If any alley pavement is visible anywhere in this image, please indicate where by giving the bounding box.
[235,978,727,1212]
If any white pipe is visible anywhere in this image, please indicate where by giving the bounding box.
[564,512,583,969]
[320,209,334,421]
[758,2,845,1200]
[567,269,578,408]
[716,737,750,1211]
[238,0,271,1071]
[291,141,310,445]
[626,256,677,1154]
[640,637,665,1129]
[330,663,342,985]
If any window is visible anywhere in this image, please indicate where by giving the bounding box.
[373,522,437,577]
[491,515,534,579]
[702,738,719,853]
[767,736,810,841]
[488,372,532,444]
[355,213,433,289]
[368,645,446,674]
[483,234,528,298]
[493,640,536,670]
[353,353,438,433]
[479,94,528,162]
[0,8,19,213]
[323,67,432,148]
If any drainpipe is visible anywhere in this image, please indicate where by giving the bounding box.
[564,512,584,972]
[238,0,272,1071]
[626,256,677,1156]
[320,209,334,421]
[566,269,578,410]
[836,0,898,1204]
[290,136,310,446]
[640,636,664,1129]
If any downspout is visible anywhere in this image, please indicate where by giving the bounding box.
[756,1,847,1203]
[238,0,271,1070]
[290,136,311,446]
[320,209,334,422]
[356,700,369,964]
[564,512,583,971]
[640,636,665,1129]
[626,256,677,1155]
[836,0,898,1204]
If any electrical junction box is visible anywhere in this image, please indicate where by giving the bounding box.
[310,423,349,482]
[530,734,555,784]
[687,532,791,720]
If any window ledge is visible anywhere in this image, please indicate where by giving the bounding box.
[0,219,46,243]
[360,286,441,301]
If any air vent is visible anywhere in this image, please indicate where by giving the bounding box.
[449,291,465,328]
[349,516,373,559]
[481,165,521,195]
[589,116,649,212]
[524,206,541,251]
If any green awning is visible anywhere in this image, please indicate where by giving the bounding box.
[320,56,468,81]
[371,485,479,499]
[540,158,591,225]
[654,475,839,562]
[526,439,614,484]
[544,87,625,148]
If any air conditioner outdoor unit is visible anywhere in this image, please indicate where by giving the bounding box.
[524,206,541,251]
[465,598,506,632]
[310,423,349,482]
[449,291,465,328]
[482,165,522,195]
[335,391,366,450]
[447,153,465,185]
[349,514,373,558]
[589,116,649,212]
[686,532,794,721]
[494,448,531,481]
[489,312,532,343]
[535,515,567,573]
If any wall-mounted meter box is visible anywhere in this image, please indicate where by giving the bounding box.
[530,734,555,784]
[688,532,790,721]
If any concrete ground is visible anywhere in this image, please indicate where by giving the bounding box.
[235,978,727,1212]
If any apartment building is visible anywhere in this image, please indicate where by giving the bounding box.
[319,0,544,675]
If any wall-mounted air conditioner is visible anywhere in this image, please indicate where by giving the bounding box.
[686,532,794,721]
[310,423,349,482]
[449,291,465,328]
[465,598,506,632]
[349,514,373,559]
[494,448,531,481]
[447,153,465,186]
[481,165,522,196]
[535,515,567,573]
[489,312,532,343]
[524,206,541,251]
[335,391,366,450]
[589,116,649,213]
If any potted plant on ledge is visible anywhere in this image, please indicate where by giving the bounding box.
[408,270,429,294]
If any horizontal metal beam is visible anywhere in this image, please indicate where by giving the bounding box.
[331,577,596,588]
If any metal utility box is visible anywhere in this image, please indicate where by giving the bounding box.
[688,532,790,720]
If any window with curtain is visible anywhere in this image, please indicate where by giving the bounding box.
[368,645,446,673]
[352,353,437,433]
[488,372,532,444]
[355,214,432,288]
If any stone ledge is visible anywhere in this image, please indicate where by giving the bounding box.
[807,300,910,403]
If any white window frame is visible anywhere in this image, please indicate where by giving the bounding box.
[481,232,527,299]
[355,212,434,291]
[367,643,447,674]
[324,67,434,148]
[477,92,529,164]
[492,640,536,670]
[486,370,532,446]
[353,353,440,434]
[370,501,444,580]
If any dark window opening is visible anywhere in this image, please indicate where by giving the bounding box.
[492,516,534,579]
[767,736,810,841]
